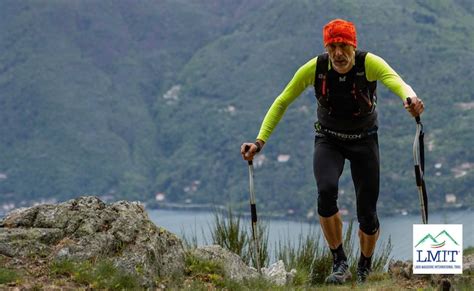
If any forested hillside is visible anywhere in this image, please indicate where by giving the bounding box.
[0,0,472,218]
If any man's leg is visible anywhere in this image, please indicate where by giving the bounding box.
[349,134,380,283]
[358,228,380,282]
[319,212,343,250]
[359,228,380,258]
[314,136,351,283]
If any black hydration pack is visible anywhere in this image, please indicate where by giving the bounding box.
[314,51,377,119]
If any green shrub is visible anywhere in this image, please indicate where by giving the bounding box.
[211,207,248,261]
[248,221,270,269]
[210,207,270,268]
[185,253,226,286]
[276,224,324,285]
[50,259,77,277]
[371,236,393,273]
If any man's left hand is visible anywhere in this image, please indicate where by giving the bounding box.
[404,96,424,117]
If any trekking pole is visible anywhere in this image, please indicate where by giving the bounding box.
[244,145,261,273]
[406,97,428,224]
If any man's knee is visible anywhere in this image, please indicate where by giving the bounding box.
[317,182,339,217]
[358,213,379,235]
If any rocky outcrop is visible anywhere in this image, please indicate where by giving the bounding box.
[0,196,185,287]
[262,260,297,286]
[190,245,296,285]
[190,245,259,281]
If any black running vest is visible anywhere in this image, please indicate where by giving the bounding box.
[314,51,378,132]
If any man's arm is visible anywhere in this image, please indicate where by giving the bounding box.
[365,53,416,99]
[241,57,316,160]
[365,53,424,117]
[256,57,317,142]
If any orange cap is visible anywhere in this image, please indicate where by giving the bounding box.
[323,19,357,47]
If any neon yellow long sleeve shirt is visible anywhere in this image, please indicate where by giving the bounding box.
[256,52,416,142]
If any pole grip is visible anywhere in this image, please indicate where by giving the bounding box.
[414,165,422,186]
[244,144,253,165]
[406,97,421,123]
[251,204,257,223]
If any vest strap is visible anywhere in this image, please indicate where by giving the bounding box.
[314,51,377,117]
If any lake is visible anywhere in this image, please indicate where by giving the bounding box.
[148,208,473,261]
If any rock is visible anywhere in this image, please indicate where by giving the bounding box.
[388,260,412,279]
[402,262,413,279]
[262,260,296,286]
[0,196,185,287]
[190,246,297,286]
[190,245,259,281]
[463,253,474,272]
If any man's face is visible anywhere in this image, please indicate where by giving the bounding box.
[325,42,355,74]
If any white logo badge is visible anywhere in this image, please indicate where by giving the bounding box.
[339,76,346,82]
[413,224,463,274]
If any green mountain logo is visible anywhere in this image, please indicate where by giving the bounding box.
[415,230,459,248]
[435,230,459,245]
[415,234,438,247]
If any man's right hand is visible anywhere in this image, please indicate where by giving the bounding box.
[404,96,424,117]
[240,143,258,161]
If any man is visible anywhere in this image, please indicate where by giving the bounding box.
[240,19,424,284]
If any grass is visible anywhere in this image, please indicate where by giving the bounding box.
[464,246,474,256]
[184,253,226,286]
[276,225,327,285]
[275,219,393,285]
[187,208,394,288]
[210,207,270,268]
[0,267,19,285]
[49,259,140,289]
[184,252,281,290]
[183,251,401,290]
[211,207,248,262]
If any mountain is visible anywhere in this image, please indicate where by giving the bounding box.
[415,234,438,247]
[415,230,460,247]
[0,0,472,218]
[435,230,459,246]
[0,0,265,203]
